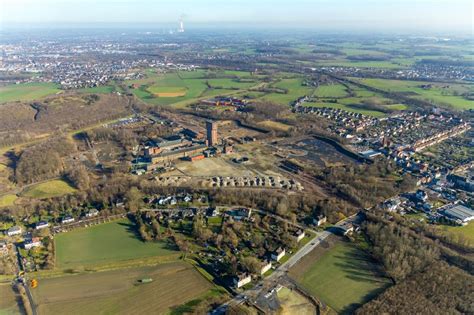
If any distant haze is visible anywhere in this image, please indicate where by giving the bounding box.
[1,0,472,34]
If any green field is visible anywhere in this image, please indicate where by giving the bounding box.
[55,219,178,268]
[78,85,116,94]
[259,78,315,105]
[292,241,390,313]
[0,194,18,208]
[303,81,407,117]
[315,84,349,98]
[22,179,76,199]
[357,78,474,110]
[0,82,61,103]
[32,262,214,315]
[131,71,208,106]
[147,85,187,97]
[438,222,474,246]
[129,69,261,107]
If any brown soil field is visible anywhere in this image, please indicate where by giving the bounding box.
[0,284,24,315]
[155,92,187,97]
[32,262,213,315]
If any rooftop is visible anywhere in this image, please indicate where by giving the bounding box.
[442,204,474,222]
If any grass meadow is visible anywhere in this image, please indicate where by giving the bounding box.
[0,82,61,103]
[358,78,474,110]
[0,194,18,208]
[55,219,178,269]
[290,240,390,313]
[22,179,76,199]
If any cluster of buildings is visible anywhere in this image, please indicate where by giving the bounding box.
[200,97,249,111]
[205,176,303,190]
[0,40,198,89]
[295,106,377,135]
[320,60,473,82]
[133,120,234,173]
[354,112,470,154]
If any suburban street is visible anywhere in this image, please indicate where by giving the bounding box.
[212,214,358,314]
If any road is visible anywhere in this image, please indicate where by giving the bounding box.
[212,214,357,314]
[13,244,38,315]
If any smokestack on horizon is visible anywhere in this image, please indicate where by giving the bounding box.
[178,16,185,33]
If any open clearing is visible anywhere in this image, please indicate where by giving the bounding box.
[32,262,213,315]
[170,156,255,178]
[0,82,61,103]
[277,287,315,315]
[0,194,18,208]
[129,69,260,107]
[289,238,390,313]
[55,218,178,269]
[315,84,349,98]
[258,120,292,132]
[437,222,474,246]
[356,78,474,110]
[147,85,187,97]
[259,78,315,105]
[21,179,76,199]
[0,284,23,315]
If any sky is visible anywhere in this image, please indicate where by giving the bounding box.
[0,0,472,34]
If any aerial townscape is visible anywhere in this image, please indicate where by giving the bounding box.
[0,1,473,314]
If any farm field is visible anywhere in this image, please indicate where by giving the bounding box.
[78,85,116,94]
[437,222,474,246]
[315,84,349,98]
[21,179,76,199]
[0,194,18,208]
[315,59,409,69]
[129,69,262,107]
[32,262,214,315]
[147,85,187,97]
[0,82,61,103]
[259,78,315,105]
[55,218,178,268]
[303,82,407,117]
[290,239,390,313]
[356,78,474,110]
[0,284,23,315]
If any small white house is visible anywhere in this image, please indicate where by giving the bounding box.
[6,226,22,236]
[313,215,327,227]
[260,261,272,275]
[271,247,286,262]
[24,238,42,250]
[61,216,75,224]
[293,230,305,243]
[86,209,99,217]
[35,221,49,230]
[233,273,251,288]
